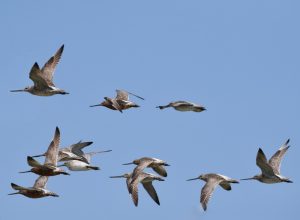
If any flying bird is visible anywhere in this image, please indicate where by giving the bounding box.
[32,141,94,164]
[19,127,70,176]
[90,89,144,113]
[59,150,112,171]
[10,45,69,96]
[187,173,239,211]
[111,172,164,206]
[8,176,59,198]
[156,101,206,112]
[241,139,292,183]
[123,157,170,184]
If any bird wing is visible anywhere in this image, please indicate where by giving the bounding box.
[200,179,221,211]
[70,141,93,156]
[116,90,129,101]
[269,139,290,175]
[256,148,275,176]
[152,165,167,177]
[11,183,29,191]
[33,176,49,189]
[116,89,144,101]
[219,182,231,191]
[29,62,50,89]
[44,127,60,166]
[126,176,133,194]
[131,159,154,183]
[40,45,64,86]
[27,156,42,167]
[142,181,160,205]
[130,175,144,206]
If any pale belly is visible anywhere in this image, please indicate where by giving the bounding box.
[259,176,282,184]
[66,161,89,171]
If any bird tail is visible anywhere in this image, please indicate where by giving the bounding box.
[156,105,167,110]
[87,166,100,170]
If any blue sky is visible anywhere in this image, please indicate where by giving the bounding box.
[1,0,299,219]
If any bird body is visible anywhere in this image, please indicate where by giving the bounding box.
[241,139,292,184]
[90,90,144,113]
[60,160,99,171]
[123,157,170,184]
[10,45,68,96]
[157,101,206,112]
[9,176,58,199]
[187,173,239,211]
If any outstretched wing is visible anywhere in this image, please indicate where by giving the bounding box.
[41,45,64,86]
[200,179,221,211]
[29,62,50,89]
[70,141,93,157]
[256,148,275,176]
[142,182,160,205]
[269,139,290,174]
[27,156,42,167]
[116,90,129,101]
[152,165,167,177]
[44,127,60,166]
[33,176,49,189]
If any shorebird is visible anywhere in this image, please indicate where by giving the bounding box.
[110,172,164,206]
[59,150,112,171]
[187,173,239,211]
[32,141,94,164]
[10,45,69,96]
[19,127,70,176]
[8,176,59,198]
[123,157,170,184]
[156,101,206,112]
[90,89,144,113]
[241,139,292,184]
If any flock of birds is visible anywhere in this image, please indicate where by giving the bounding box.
[9,45,293,211]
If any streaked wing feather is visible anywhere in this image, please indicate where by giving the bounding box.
[41,45,64,85]
[70,141,93,156]
[116,90,129,101]
[142,182,160,205]
[44,127,60,166]
[29,62,49,88]
[33,176,48,189]
[200,179,220,211]
[152,165,167,177]
[269,140,290,174]
[256,148,275,176]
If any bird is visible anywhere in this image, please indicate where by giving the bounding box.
[123,157,170,184]
[187,173,239,211]
[8,176,59,198]
[10,45,69,96]
[156,101,206,112]
[59,150,112,171]
[110,172,164,206]
[31,141,94,164]
[241,139,292,184]
[19,127,70,176]
[90,89,144,113]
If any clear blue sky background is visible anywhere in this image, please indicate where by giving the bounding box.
[1,0,299,219]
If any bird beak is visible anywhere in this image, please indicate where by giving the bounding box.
[122,162,134,165]
[186,177,199,181]
[19,170,31,174]
[51,193,59,197]
[10,89,25,92]
[98,150,112,153]
[90,104,102,107]
[31,154,45,158]
[110,175,125,178]
[240,177,255,181]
